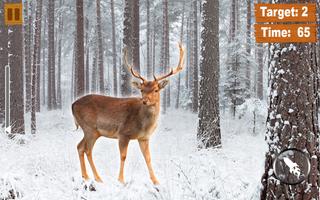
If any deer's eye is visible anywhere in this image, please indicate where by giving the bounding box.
[155,90,159,93]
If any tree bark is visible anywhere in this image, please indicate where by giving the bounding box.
[198,0,221,148]
[31,0,43,134]
[146,0,151,80]
[175,2,185,109]
[75,0,85,98]
[111,0,117,96]
[96,0,104,94]
[47,0,57,110]
[132,0,140,75]
[8,0,25,135]
[121,0,133,97]
[0,0,7,123]
[57,0,64,108]
[192,0,198,113]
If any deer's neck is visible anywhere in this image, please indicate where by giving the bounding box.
[139,102,160,120]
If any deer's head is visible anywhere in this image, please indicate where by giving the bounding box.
[124,43,185,106]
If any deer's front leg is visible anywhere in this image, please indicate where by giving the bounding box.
[118,137,130,184]
[138,139,159,185]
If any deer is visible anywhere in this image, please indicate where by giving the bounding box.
[71,43,185,185]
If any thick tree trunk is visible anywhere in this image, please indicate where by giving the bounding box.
[75,0,85,98]
[132,0,140,75]
[121,0,133,96]
[57,0,64,109]
[111,0,117,96]
[8,0,25,135]
[24,1,31,112]
[47,0,57,110]
[192,0,198,113]
[175,2,185,109]
[85,17,90,94]
[96,0,104,94]
[246,0,251,96]
[0,0,7,123]
[146,0,151,80]
[198,0,221,148]
[31,0,43,134]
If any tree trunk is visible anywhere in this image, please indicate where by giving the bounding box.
[31,0,43,134]
[85,17,90,94]
[132,0,140,76]
[75,0,85,98]
[121,0,133,97]
[246,0,251,96]
[41,12,47,106]
[175,2,185,109]
[24,1,31,112]
[111,0,117,96]
[198,0,221,148]
[146,0,151,80]
[192,0,198,113]
[96,0,104,94]
[47,0,57,110]
[261,2,319,198]
[0,0,8,123]
[57,0,64,109]
[161,0,168,113]
[8,0,25,135]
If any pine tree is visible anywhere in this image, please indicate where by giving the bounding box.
[96,0,104,94]
[31,0,43,134]
[57,0,64,108]
[8,0,25,135]
[198,0,221,148]
[192,0,198,113]
[0,0,7,123]
[111,0,117,96]
[47,0,57,110]
[121,0,133,96]
[75,0,85,98]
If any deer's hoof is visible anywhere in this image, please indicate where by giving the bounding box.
[95,177,103,183]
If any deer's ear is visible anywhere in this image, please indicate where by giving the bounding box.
[158,80,169,89]
[132,81,142,89]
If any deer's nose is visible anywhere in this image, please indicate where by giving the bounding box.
[142,97,150,105]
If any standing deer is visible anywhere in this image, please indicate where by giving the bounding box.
[72,44,184,185]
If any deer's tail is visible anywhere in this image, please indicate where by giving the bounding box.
[71,103,80,131]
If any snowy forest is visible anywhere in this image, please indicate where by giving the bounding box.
[0,0,319,199]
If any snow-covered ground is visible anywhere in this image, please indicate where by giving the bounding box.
[0,109,267,200]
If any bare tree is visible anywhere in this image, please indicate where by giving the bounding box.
[146,0,151,80]
[96,0,104,94]
[24,1,33,112]
[132,0,140,74]
[111,0,117,96]
[85,17,90,94]
[31,0,43,134]
[245,0,251,96]
[47,0,57,110]
[192,0,198,113]
[57,0,64,109]
[0,0,7,123]
[75,0,85,98]
[198,0,221,148]
[175,1,185,109]
[8,0,25,135]
[121,0,133,96]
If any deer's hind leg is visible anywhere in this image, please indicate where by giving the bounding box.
[77,138,90,180]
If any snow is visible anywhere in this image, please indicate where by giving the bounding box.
[0,109,267,200]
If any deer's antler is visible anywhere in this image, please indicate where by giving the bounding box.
[154,43,185,81]
[123,47,146,82]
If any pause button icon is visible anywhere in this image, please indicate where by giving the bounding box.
[4,3,23,25]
